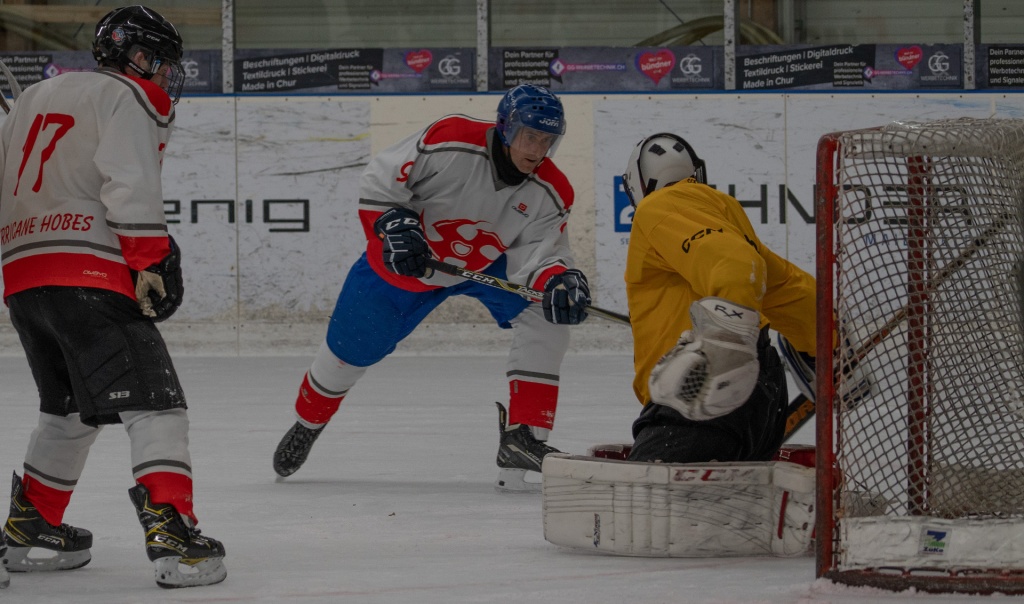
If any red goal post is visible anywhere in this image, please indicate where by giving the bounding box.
[815,117,1024,595]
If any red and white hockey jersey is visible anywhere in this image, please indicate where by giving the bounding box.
[357,114,576,292]
[0,68,174,300]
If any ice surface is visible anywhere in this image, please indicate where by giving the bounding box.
[0,352,997,603]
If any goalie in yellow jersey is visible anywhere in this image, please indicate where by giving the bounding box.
[620,133,817,464]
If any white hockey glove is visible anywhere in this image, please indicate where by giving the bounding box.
[648,297,761,421]
[135,270,165,318]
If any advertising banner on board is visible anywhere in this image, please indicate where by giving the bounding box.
[235,48,475,94]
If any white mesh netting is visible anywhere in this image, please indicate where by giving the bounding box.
[824,118,1024,590]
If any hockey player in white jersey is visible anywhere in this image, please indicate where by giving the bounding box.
[0,6,225,588]
[274,84,591,491]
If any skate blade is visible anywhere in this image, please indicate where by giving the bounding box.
[3,545,91,572]
[494,468,541,493]
[154,555,227,589]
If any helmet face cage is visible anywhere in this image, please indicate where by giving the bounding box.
[93,6,185,104]
[496,84,566,157]
[125,43,185,102]
[622,132,707,207]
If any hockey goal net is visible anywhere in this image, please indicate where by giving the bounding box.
[816,117,1024,595]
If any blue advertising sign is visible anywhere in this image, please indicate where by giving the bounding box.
[0,50,222,95]
[738,44,962,90]
[491,46,722,92]
[235,48,475,94]
[613,175,633,233]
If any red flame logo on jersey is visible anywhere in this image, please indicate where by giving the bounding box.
[428,218,507,269]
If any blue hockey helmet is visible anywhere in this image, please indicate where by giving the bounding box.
[495,84,566,156]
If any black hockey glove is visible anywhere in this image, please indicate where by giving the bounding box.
[134,235,183,322]
[374,207,430,278]
[542,269,591,325]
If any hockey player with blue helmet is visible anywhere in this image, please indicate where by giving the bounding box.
[273,84,591,492]
[495,83,567,163]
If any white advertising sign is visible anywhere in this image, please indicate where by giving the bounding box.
[594,94,1024,317]
[3,92,1024,352]
[164,97,370,322]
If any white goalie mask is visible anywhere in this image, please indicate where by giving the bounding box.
[622,133,706,207]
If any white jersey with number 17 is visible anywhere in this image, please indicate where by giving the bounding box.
[0,67,174,301]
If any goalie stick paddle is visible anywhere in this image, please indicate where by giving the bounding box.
[425,258,631,326]
[782,393,814,443]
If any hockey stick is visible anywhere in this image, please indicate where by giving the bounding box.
[842,212,1013,369]
[426,257,819,439]
[424,256,823,439]
[425,258,631,325]
[0,58,22,114]
[784,214,1016,445]
[782,393,814,442]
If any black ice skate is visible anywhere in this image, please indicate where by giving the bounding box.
[273,421,325,478]
[128,483,226,589]
[495,402,561,493]
[0,544,8,589]
[2,472,92,572]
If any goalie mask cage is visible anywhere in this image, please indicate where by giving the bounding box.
[815,117,1024,595]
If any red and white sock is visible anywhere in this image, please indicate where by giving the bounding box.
[20,474,73,527]
[295,372,347,426]
[136,471,196,525]
[507,378,558,430]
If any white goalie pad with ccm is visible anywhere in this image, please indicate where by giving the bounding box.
[541,454,815,557]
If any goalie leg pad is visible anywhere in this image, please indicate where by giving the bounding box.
[541,453,815,557]
[776,320,877,408]
[649,298,761,421]
[776,333,816,402]
[837,343,876,410]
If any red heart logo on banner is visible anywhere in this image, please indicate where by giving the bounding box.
[636,49,675,85]
[405,50,433,73]
[895,46,922,70]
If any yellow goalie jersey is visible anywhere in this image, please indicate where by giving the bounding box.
[625,178,816,405]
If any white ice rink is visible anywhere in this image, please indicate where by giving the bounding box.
[0,351,1004,603]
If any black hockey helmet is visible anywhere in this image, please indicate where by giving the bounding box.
[92,5,185,103]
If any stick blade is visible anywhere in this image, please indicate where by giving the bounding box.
[0,59,23,101]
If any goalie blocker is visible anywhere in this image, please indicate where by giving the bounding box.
[541,446,815,558]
